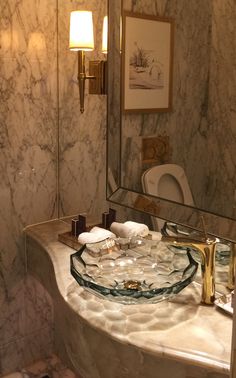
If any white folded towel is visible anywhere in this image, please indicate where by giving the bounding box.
[110,221,149,238]
[78,226,116,245]
[124,221,149,237]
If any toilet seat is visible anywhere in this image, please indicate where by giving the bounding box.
[141,164,194,230]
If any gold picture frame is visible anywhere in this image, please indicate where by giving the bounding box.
[122,12,174,113]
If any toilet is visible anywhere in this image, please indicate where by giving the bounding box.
[141,164,194,231]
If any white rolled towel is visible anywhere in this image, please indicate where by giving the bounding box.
[110,221,149,238]
[78,226,116,245]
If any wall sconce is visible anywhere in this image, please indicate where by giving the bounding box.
[69,10,107,114]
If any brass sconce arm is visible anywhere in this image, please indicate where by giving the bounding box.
[77,50,95,113]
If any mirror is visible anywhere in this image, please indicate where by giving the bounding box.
[107,0,236,242]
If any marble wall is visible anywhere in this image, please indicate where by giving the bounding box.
[120,0,236,219]
[0,0,57,374]
[0,0,107,374]
[205,0,236,217]
[0,0,235,375]
[58,0,107,218]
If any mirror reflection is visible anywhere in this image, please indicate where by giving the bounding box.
[120,0,236,220]
[107,0,236,242]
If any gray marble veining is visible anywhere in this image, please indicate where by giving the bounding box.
[205,0,236,216]
[2,354,78,378]
[0,0,57,374]
[58,0,107,218]
[0,0,108,374]
[1,0,236,376]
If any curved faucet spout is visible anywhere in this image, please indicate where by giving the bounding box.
[162,235,218,305]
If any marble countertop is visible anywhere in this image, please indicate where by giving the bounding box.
[25,219,232,375]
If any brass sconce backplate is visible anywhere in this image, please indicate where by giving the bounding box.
[89,60,107,95]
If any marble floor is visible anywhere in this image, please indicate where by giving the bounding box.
[1,354,81,378]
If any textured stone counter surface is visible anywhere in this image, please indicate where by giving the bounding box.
[25,220,232,378]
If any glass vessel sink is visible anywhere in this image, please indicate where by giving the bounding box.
[70,237,198,304]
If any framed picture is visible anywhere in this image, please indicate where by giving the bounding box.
[122,12,174,113]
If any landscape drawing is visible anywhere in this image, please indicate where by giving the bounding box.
[129,41,164,90]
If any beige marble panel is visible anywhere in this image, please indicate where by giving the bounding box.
[24,275,54,339]
[205,0,236,217]
[0,331,54,376]
[58,0,108,219]
[0,0,57,374]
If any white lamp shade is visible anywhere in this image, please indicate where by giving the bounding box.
[102,15,108,54]
[69,11,94,51]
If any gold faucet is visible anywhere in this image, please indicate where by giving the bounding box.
[161,234,218,305]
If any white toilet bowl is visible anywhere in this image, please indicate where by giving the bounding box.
[141,164,194,231]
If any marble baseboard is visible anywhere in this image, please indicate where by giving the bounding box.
[0,274,54,349]
[0,331,53,375]
[0,327,54,376]
[1,354,79,378]
[24,275,54,336]
[0,274,54,376]
[0,279,25,348]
